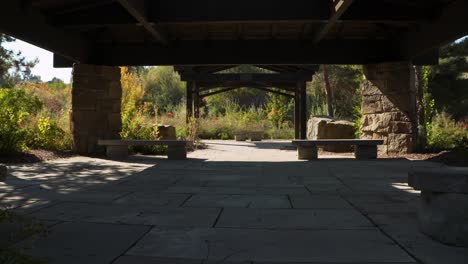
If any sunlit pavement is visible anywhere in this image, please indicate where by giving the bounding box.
[1,140,467,264]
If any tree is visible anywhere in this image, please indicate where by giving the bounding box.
[0,34,38,87]
[427,38,468,120]
[322,65,334,117]
[142,66,185,114]
[308,65,363,120]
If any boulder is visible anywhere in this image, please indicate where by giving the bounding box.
[307,116,356,152]
[0,165,7,182]
[155,125,176,140]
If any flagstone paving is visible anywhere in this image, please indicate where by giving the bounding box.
[1,140,467,264]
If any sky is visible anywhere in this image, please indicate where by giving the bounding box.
[3,39,73,83]
[3,36,467,84]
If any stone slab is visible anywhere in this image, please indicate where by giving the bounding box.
[16,222,150,264]
[216,208,373,229]
[289,195,353,209]
[31,203,220,227]
[293,139,384,146]
[113,192,190,207]
[1,186,131,203]
[128,227,415,263]
[408,166,468,193]
[164,186,310,195]
[114,256,202,264]
[183,194,291,208]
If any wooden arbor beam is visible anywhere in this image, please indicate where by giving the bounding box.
[62,39,424,67]
[0,1,89,62]
[310,0,354,43]
[180,73,313,83]
[51,0,433,28]
[116,0,169,45]
[400,0,468,59]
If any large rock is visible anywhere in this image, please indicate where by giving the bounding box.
[307,116,355,152]
[0,165,7,182]
[155,125,176,140]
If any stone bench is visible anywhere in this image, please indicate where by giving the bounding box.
[408,166,468,247]
[292,139,384,160]
[98,139,189,160]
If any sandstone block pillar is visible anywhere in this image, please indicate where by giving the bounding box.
[71,64,122,154]
[361,62,417,153]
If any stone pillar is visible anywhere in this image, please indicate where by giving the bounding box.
[71,64,122,154]
[361,62,417,154]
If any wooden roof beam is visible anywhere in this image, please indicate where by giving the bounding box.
[179,73,313,82]
[116,0,169,45]
[310,0,354,44]
[0,1,89,63]
[400,0,468,60]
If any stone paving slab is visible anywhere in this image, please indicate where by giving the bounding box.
[128,227,415,263]
[31,202,220,227]
[114,256,203,264]
[183,194,291,208]
[114,256,252,264]
[216,208,374,229]
[113,192,190,207]
[164,186,310,195]
[1,186,131,203]
[16,222,150,264]
[368,212,468,264]
[304,183,352,193]
[289,195,353,209]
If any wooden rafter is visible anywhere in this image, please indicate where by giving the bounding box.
[116,0,169,45]
[311,0,354,44]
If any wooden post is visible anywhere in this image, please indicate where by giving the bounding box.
[294,85,300,139]
[186,81,193,123]
[300,82,307,139]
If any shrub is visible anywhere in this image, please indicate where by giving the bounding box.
[0,88,42,153]
[29,116,71,151]
[427,111,468,149]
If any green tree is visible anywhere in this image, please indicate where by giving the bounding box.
[428,38,468,120]
[142,66,185,114]
[0,34,38,87]
[308,65,363,120]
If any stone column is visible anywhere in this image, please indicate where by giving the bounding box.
[361,62,417,154]
[71,64,122,154]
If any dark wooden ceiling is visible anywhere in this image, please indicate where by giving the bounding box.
[0,0,466,66]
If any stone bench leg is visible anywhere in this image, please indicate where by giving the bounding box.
[167,146,187,160]
[297,145,318,160]
[354,145,377,159]
[419,191,468,247]
[106,145,128,160]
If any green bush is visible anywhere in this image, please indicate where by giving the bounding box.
[0,88,42,154]
[427,112,468,149]
[30,116,71,151]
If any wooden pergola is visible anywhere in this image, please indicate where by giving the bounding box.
[0,0,466,144]
[176,65,319,139]
[0,0,465,67]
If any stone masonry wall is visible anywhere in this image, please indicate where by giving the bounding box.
[361,62,417,154]
[71,64,122,154]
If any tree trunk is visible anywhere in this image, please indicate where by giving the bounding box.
[414,65,427,150]
[323,65,334,117]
